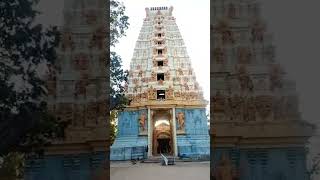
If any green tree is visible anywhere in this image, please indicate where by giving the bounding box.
[110,0,129,110]
[0,2,63,178]
[0,0,63,178]
[0,152,24,180]
[110,0,130,47]
[110,110,118,144]
[110,51,128,110]
[0,0,61,154]
[110,0,130,145]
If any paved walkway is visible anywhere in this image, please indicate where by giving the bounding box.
[110,161,210,180]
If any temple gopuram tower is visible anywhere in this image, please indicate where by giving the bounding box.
[25,0,108,179]
[212,0,314,179]
[111,6,210,160]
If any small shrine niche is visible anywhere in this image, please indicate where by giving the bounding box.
[157,90,165,100]
[176,111,185,134]
[138,112,148,135]
[228,4,236,18]
[157,73,164,81]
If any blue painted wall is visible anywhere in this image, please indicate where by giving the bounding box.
[111,108,210,160]
[176,108,210,157]
[117,111,139,137]
[213,147,308,180]
[111,110,148,160]
[24,152,107,180]
[176,108,209,136]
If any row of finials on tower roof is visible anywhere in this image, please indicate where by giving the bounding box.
[149,6,169,11]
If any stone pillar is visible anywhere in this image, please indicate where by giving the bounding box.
[147,107,152,157]
[172,107,178,156]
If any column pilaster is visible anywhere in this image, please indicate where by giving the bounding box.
[147,107,152,157]
[172,107,178,156]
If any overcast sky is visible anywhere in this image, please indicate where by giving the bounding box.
[37,0,320,127]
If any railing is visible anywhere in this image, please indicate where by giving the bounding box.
[160,153,176,165]
[160,153,168,166]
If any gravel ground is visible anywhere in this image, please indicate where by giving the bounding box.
[110,161,210,180]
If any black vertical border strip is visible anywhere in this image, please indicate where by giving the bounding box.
[105,0,111,179]
[210,1,214,180]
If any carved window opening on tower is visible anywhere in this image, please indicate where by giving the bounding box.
[157,90,165,100]
[158,33,162,37]
[157,73,164,81]
[158,49,163,55]
[228,4,236,18]
[158,61,163,66]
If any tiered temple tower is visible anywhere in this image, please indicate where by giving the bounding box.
[25,0,108,179]
[211,0,314,179]
[111,6,210,160]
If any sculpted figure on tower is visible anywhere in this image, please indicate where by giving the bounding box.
[177,112,185,130]
[139,112,147,131]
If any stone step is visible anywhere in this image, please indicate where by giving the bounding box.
[141,156,162,163]
[141,159,161,163]
[141,155,175,163]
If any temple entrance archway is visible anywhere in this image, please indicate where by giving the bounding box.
[152,109,173,156]
[156,132,171,154]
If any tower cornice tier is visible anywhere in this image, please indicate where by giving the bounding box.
[123,103,208,111]
[127,99,208,108]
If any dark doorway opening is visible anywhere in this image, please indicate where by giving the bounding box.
[157,138,171,154]
[157,73,164,81]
